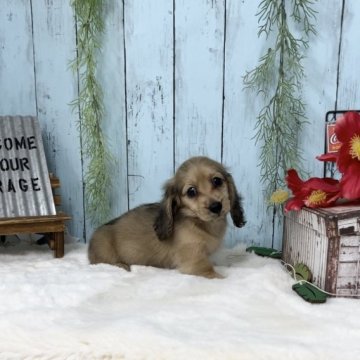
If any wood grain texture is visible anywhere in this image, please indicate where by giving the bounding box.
[124,0,174,209]
[283,209,329,290]
[284,206,360,297]
[0,0,36,115]
[222,0,276,248]
[337,0,360,110]
[174,0,224,167]
[298,0,343,178]
[92,0,128,237]
[1,0,360,248]
[31,0,85,239]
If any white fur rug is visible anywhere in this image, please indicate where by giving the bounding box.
[0,240,360,359]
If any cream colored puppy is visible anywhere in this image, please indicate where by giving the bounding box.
[88,156,245,278]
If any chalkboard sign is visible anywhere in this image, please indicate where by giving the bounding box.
[0,116,56,217]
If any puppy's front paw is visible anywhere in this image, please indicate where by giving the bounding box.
[203,271,224,279]
[114,262,131,272]
[197,268,224,279]
[178,257,225,279]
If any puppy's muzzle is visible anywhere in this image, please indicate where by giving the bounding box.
[209,201,222,215]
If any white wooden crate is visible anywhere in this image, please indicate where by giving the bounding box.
[283,204,360,297]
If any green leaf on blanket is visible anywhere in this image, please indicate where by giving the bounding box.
[246,246,282,259]
[292,282,327,304]
[294,263,312,282]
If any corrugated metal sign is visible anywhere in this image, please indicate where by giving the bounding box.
[0,116,56,217]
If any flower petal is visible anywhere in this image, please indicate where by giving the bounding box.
[336,141,354,173]
[336,112,360,142]
[316,153,338,162]
[285,197,304,212]
[286,169,340,199]
[340,162,360,200]
[326,192,341,204]
[285,169,304,195]
[305,192,340,208]
[302,177,340,193]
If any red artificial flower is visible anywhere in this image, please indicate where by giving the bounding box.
[335,112,360,199]
[285,169,341,211]
[316,153,338,162]
[316,112,360,200]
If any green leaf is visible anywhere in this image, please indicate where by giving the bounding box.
[292,282,327,304]
[294,263,312,282]
[246,246,282,259]
[70,0,113,226]
[243,0,317,215]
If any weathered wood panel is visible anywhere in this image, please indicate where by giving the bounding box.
[337,0,360,110]
[174,0,224,167]
[1,0,360,248]
[299,0,343,178]
[284,206,360,297]
[223,0,276,248]
[0,0,36,115]
[94,0,128,236]
[31,0,84,239]
[283,209,330,290]
[124,0,174,209]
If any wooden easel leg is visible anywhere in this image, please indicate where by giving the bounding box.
[54,232,64,258]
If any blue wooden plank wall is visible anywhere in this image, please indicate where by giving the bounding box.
[0,0,359,248]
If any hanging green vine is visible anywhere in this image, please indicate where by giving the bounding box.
[243,0,317,207]
[70,0,112,226]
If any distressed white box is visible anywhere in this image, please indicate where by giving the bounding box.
[283,205,360,297]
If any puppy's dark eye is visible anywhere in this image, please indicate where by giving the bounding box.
[212,177,223,188]
[186,187,197,198]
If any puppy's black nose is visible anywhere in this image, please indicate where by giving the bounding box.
[209,201,222,214]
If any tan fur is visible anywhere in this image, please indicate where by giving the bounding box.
[88,156,245,278]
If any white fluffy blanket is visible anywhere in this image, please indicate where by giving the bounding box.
[0,241,359,359]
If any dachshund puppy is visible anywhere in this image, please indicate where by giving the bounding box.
[88,156,245,278]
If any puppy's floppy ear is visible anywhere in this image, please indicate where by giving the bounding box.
[225,172,246,228]
[153,178,179,240]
